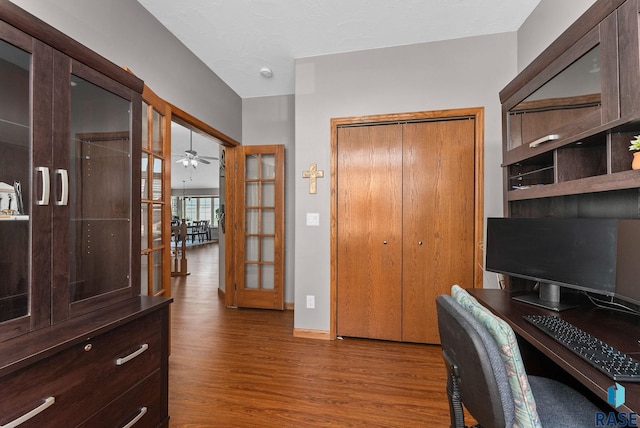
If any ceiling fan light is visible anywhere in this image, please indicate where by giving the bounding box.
[191,159,198,168]
[182,159,189,167]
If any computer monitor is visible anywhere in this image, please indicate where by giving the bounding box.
[485,217,640,311]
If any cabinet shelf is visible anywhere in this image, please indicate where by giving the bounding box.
[0,215,28,221]
[0,117,28,129]
[507,169,640,201]
[509,165,554,181]
[70,217,130,222]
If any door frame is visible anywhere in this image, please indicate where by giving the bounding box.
[330,107,485,339]
[140,84,240,301]
[168,105,240,301]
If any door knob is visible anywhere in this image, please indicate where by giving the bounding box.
[383,241,387,245]
[418,241,423,245]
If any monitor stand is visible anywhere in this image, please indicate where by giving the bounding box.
[512,283,577,312]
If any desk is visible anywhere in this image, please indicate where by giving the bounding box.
[468,288,640,414]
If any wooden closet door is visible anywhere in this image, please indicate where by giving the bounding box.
[336,124,403,341]
[402,119,476,343]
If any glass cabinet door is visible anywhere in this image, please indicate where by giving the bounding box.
[67,74,133,306]
[0,38,31,332]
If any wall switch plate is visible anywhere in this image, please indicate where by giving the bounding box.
[306,295,315,309]
[306,212,320,226]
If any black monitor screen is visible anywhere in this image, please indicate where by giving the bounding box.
[485,217,617,296]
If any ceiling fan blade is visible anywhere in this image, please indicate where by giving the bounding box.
[199,159,211,165]
[198,155,219,160]
[175,158,188,163]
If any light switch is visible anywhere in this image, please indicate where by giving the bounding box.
[306,212,320,226]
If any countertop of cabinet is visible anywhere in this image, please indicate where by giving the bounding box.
[0,295,172,377]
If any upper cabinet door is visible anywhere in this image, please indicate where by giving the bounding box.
[51,56,142,321]
[0,24,53,341]
[504,25,613,159]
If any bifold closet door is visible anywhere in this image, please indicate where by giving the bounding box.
[336,118,476,344]
[401,119,475,344]
[336,124,403,341]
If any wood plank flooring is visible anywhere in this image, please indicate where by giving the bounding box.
[169,244,454,427]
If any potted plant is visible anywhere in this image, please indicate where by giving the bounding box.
[630,135,640,170]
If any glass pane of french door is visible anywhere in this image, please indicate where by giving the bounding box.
[244,153,276,290]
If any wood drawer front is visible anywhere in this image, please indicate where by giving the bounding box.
[78,370,163,428]
[0,312,163,427]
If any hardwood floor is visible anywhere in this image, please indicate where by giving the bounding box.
[168,243,453,427]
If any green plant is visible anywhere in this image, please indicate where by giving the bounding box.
[630,135,640,151]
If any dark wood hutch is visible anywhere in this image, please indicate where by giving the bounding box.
[0,1,171,426]
[499,0,640,293]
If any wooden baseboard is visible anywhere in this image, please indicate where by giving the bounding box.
[293,328,332,340]
[217,287,225,298]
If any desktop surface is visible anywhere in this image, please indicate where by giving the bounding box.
[467,288,640,414]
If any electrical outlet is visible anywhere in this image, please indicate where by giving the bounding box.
[306,295,315,309]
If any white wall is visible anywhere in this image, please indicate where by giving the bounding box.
[9,0,242,142]
[293,33,517,332]
[517,0,598,72]
[291,0,604,333]
[242,95,296,305]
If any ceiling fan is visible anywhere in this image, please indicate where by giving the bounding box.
[174,130,218,168]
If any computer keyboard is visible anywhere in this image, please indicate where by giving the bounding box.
[524,314,640,382]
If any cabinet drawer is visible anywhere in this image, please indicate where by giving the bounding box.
[78,370,163,428]
[0,311,163,427]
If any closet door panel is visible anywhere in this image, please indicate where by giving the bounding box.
[336,124,403,341]
[402,119,476,343]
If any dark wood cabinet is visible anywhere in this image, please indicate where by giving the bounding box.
[0,2,170,426]
[0,297,170,428]
[0,1,144,340]
[499,0,640,221]
[499,0,640,296]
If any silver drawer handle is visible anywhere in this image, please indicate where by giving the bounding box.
[116,343,149,366]
[121,407,147,428]
[528,133,559,148]
[1,396,55,428]
[35,167,50,206]
[55,169,69,206]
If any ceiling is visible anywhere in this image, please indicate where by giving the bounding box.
[153,0,541,191]
[171,121,221,192]
[136,0,541,99]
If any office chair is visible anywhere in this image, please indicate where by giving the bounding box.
[436,290,602,428]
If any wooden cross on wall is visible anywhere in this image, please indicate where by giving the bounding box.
[302,163,324,194]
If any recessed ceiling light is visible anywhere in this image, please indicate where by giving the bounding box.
[260,67,273,78]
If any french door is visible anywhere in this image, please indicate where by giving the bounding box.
[227,145,285,310]
[140,85,172,298]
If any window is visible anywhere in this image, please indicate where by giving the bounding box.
[172,196,219,226]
